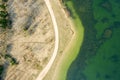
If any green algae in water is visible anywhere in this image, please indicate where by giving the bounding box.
[94,0,120,39]
[83,28,120,80]
[66,0,120,80]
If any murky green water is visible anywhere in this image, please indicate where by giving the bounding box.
[65,0,120,80]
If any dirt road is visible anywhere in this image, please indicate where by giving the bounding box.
[36,0,59,80]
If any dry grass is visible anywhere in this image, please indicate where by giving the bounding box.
[43,0,74,80]
[1,0,55,80]
[0,0,74,80]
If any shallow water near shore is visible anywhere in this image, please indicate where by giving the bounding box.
[65,0,120,80]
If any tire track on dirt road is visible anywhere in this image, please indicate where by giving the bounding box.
[36,0,59,80]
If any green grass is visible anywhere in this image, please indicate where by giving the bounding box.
[56,1,84,80]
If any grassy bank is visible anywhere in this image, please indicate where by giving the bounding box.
[55,1,84,80]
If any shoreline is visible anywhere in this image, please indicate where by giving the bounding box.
[51,1,84,80]
[41,0,84,80]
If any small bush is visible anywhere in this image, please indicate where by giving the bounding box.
[0,65,4,75]
[0,2,11,29]
[5,54,19,65]
[0,4,6,9]
[2,0,8,2]
[0,11,8,18]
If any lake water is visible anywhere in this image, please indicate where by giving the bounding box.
[66,0,120,80]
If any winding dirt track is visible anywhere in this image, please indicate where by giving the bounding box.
[36,0,59,80]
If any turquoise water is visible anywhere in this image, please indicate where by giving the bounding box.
[65,0,120,80]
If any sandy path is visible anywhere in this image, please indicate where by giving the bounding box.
[36,0,59,80]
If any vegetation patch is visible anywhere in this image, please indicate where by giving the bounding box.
[0,65,4,75]
[4,54,18,65]
[0,1,11,29]
[0,0,15,79]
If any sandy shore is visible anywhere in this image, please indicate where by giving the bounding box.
[42,0,84,80]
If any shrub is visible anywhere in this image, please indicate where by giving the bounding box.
[0,65,4,75]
